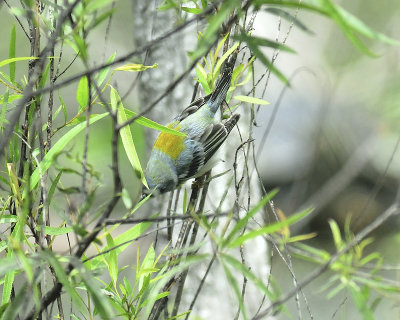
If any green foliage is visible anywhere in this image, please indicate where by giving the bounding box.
[0,0,398,319]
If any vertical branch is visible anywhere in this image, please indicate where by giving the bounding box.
[81,76,92,201]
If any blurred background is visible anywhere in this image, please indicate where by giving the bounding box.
[1,0,399,318]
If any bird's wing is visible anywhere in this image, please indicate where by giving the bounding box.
[177,144,205,183]
[198,114,240,164]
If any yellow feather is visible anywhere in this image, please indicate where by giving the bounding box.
[153,124,186,160]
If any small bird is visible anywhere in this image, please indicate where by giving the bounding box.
[143,65,240,196]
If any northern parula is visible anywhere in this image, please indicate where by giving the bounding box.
[143,66,239,196]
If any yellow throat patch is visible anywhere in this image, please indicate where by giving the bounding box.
[153,124,186,160]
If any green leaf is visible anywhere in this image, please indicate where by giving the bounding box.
[228,207,313,248]
[328,219,343,251]
[319,0,376,57]
[253,0,327,16]
[91,8,117,29]
[94,222,152,263]
[223,189,278,247]
[237,34,296,53]
[0,257,20,278]
[145,254,208,318]
[39,60,51,89]
[1,268,15,305]
[222,253,277,300]
[181,6,202,14]
[0,56,38,69]
[77,76,89,109]
[106,234,118,284]
[0,91,9,129]
[121,188,132,209]
[58,93,68,122]
[265,8,314,34]
[2,284,28,320]
[195,64,211,94]
[349,284,375,320]
[85,0,115,12]
[334,5,399,46]
[233,95,270,105]
[73,33,87,60]
[29,112,108,192]
[110,86,147,187]
[47,170,63,208]
[96,52,116,88]
[190,0,239,61]
[221,260,247,320]
[9,24,16,83]
[0,215,18,224]
[213,42,240,78]
[41,251,88,315]
[34,225,73,235]
[235,31,290,85]
[69,257,114,319]
[114,63,158,72]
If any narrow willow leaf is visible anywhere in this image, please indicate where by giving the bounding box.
[221,261,247,320]
[110,86,147,186]
[9,24,16,82]
[73,33,87,59]
[0,215,18,224]
[96,222,152,261]
[294,242,331,261]
[123,108,185,136]
[195,64,211,94]
[222,253,277,300]
[39,60,51,89]
[234,95,270,105]
[253,0,327,16]
[86,0,115,12]
[235,32,289,84]
[41,251,88,315]
[0,257,20,278]
[96,52,116,87]
[2,283,27,320]
[145,254,208,318]
[334,5,399,46]
[181,6,202,14]
[0,56,39,68]
[1,269,15,305]
[349,285,375,320]
[29,112,108,192]
[0,90,9,129]
[286,232,318,243]
[7,163,22,204]
[47,170,63,208]
[228,207,313,248]
[77,76,89,109]
[213,42,240,77]
[214,33,230,63]
[106,234,118,285]
[34,225,73,235]
[265,8,314,34]
[69,257,114,319]
[328,219,343,251]
[320,0,376,57]
[223,189,278,247]
[114,63,158,72]
[189,0,238,61]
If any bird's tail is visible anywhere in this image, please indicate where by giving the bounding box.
[208,65,233,113]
